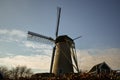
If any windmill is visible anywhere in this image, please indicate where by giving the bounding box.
[27,7,81,75]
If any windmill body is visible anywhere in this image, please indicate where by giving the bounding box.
[27,7,80,75]
[52,35,74,74]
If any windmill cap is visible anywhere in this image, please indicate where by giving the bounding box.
[55,35,73,43]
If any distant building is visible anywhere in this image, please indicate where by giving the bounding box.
[89,62,112,74]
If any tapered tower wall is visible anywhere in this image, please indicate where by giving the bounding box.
[52,35,74,75]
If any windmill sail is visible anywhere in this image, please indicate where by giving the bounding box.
[73,36,82,40]
[71,44,80,72]
[56,7,61,37]
[50,46,56,73]
[27,31,54,44]
[50,7,61,73]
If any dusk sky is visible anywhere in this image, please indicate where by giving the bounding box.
[0,0,120,73]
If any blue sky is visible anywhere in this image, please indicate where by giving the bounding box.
[0,0,120,73]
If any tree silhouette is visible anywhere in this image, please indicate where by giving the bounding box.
[10,65,33,80]
[0,65,33,80]
[0,66,10,79]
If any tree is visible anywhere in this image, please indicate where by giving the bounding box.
[9,65,33,80]
[9,66,20,80]
[0,66,10,79]
[0,65,33,80]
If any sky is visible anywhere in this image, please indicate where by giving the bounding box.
[0,0,120,73]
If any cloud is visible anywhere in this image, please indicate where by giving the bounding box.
[0,47,119,73]
[0,28,53,73]
[0,28,53,58]
[0,29,26,42]
[22,41,53,56]
[0,28,120,73]
[24,41,52,49]
[77,48,120,71]
[0,29,26,38]
[0,55,51,73]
